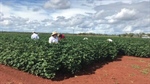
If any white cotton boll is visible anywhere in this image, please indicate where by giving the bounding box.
[83,37,88,40]
[107,39,113,42]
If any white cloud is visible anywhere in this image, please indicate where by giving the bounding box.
[51,8,95,19]
[86,0,94,3]
[79,20,93,28]
[106,8,138,23]
[133,29,143,33]
[70,14,85,26]
[0,0,150,34]
[0,2,50,21]
[93,10,105,19]
[114,8,137,20]
[0,12,4,17]
[0,20,12,26]
[14,11,48,21]
[123,25,133,33]
[44,0,71,9]
[0,3,12,17]
[86,23,115,34]
[133,17,150,28]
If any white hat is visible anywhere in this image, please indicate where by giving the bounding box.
[51,31,58,36]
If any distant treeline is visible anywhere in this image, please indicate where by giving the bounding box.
[1,31,150,38]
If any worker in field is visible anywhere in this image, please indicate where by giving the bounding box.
[83,37,88,40]
[107,38,113,42]
[49,31,59,44]
[58,33,65,41]
[31,32,39,40]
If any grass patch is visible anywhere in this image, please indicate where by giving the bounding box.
[131,64,141,69]
[141,69,149,75]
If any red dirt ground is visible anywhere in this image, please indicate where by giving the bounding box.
[0,56,150,84]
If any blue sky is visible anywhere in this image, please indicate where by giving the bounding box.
[0,0,150,34]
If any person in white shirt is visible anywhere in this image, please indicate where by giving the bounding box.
[49,31,59,44]
[107,38,113,42]
[31,32,39,40]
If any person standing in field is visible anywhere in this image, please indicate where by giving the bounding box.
[49,31,59,44]
[107,38,113,42]
[31,32,39,40]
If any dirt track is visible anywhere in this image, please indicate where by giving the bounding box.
[0,56,150,84]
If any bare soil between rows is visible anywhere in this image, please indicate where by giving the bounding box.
[0,56,150,84]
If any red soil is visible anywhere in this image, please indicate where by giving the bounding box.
[0,56,150,84]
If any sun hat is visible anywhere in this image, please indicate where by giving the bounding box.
[51,31,58,36]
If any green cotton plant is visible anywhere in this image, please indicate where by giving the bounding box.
[0,32,150,79]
